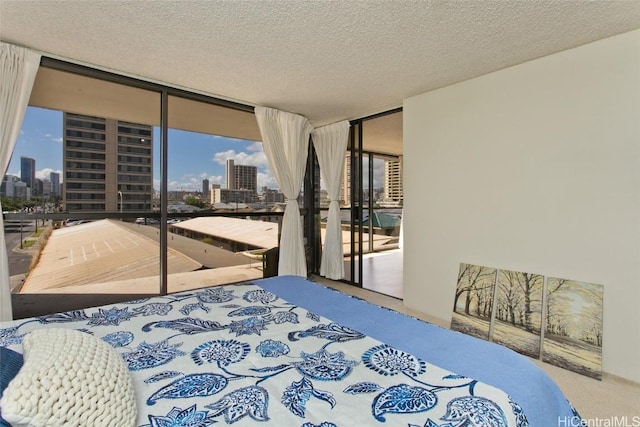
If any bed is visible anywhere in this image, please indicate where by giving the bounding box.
[0,275,579,426]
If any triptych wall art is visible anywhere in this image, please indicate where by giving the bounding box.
[452,263,603,380]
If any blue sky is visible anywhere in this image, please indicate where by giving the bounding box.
[7,107,278,192]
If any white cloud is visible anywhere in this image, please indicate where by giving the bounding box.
[36,168,62,181]
[44,134,63,143]
[207,175,224,185]
[212,149,269,170]
[246,141,263,152]
[168,173,216,192]
[212,147,281,190]
[257,171,278,190]
[156,174,224,191]
[167,178,200,192]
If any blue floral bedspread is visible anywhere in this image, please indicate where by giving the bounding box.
[0,281,528,427]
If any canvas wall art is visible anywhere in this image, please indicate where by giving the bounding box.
[542,278,603,380]
[492,269,544,358]
[451,263,497,340]
[451,263,604,379]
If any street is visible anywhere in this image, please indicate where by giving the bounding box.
[4,220,36,277]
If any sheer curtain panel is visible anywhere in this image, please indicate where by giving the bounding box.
[312,121,350,279]
[255,106,312,277]
[0,43,41,321]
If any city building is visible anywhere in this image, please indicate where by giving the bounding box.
[50,172,60,196]
[225,159,235,191]
[20,156,35,194]
[13,181,29,200]
[341,154,351,207]
[0,175,20,198]
[210,183,255,206]
[225,159,257,193]
[383,158,403,205]
[217,159,259,205]
[236,164,257,191]
[42,179,51,196]
[202,178,209,199]
[63,113,153,213]
[33,178,44,197]
[261,187,285,205]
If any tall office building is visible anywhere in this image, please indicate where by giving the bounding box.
[383,158,403,203]
[42,179,52,196]
[202,178,209,199]
[20,156,36,193]
[63,113,153,213]
[50,172,60,196]
[225,159,257,193]
[33,178,44,197]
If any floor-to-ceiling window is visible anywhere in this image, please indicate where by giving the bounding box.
[3,58,285,318]
[164,95,282,291]
[4,63,163,313]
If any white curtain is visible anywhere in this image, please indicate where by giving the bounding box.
[255,106,312,277]
[312,121,350,279]
[0,43,41,321]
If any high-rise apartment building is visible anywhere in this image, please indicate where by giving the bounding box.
[20,156,35,193]
[383,158,403,203]
[235,164,257,192]
[342,154,351,206]
[225,159,257,193]
[225,159,235,191]
[340,154,402,207]
[63,113,153,213]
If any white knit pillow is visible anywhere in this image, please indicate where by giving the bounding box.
[0,328,137,427]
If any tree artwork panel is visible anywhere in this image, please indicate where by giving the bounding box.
[490,269,544,359]
[451,263,497,340]
[542,278,603,380]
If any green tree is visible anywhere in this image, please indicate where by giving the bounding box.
[184,196,207,209]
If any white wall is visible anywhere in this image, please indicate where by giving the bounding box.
[403,29,640,383]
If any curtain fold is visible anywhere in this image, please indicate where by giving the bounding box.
[255,106,312,277]
[312,121,350,279]
[0,42,41,321]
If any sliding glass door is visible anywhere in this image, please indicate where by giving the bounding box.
[342,110,403,297]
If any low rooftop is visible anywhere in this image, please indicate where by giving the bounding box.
[20,219,203,293]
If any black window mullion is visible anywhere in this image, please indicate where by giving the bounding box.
[159,90,168,295]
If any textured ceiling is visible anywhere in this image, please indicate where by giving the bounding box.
[1,0,639,126]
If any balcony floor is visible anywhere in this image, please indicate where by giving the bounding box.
[345,249,403,299]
